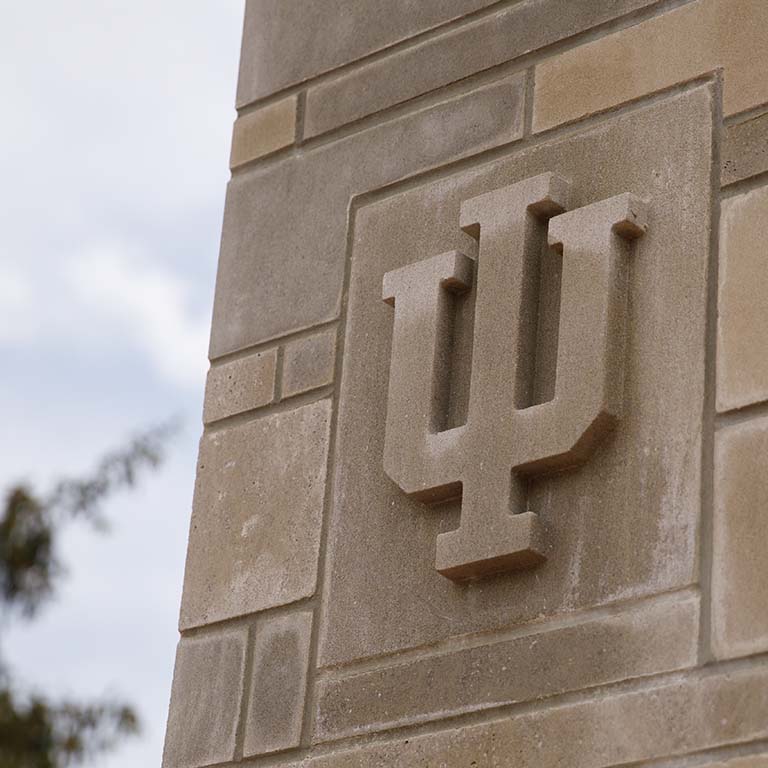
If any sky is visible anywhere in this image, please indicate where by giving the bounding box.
[0,2,245,765]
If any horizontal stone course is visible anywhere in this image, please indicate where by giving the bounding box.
[180,400,331,629]
[722,111,768,186]
[314,595,699,743]
[230,95,297,168]
[282,329,337,398]
[236,0,498,106]
[283,665,768,767]
[210,73,525,358]
[304,0,658,138]
[717,184,768,412]
[713,416,768,659]
[203,349,276,424]
[533,0,768,133]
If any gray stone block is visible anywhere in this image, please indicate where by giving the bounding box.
[162,628,246,768]
[210,74,525,358]
[320,84,713,666]
[722,111,768,186]
[244,611,313,756]
[282,329,337,399]
[180,400,331,629]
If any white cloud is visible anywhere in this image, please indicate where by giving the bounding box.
[0,261,38,343]
[68,245,210,388]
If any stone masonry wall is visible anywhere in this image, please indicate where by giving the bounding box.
[163,2,768,766]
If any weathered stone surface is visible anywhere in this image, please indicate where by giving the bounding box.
[301,666,768,767]
[230,96,296,168]
[709,757,768,768]
[282,329,337,399]
[203,349,276,424]
[180,400,331,629]
[314,595,698,742]
[320,85,713,665]
[210,74,525,357]
[533,0,768,133]
[244,611,313,756]
[722,111,768,186]
[305,0,658,137]
[162,628,246,768]
[713,417,768,659]
[717,185,768,412]
[236,0,498,106]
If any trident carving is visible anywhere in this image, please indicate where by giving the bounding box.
[381,173,647,580]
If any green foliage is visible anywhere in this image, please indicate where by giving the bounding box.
[0,422,175,766]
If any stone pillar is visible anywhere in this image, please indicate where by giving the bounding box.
[163,2,768,766]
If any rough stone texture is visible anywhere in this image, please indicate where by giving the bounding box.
[202,349,276,424]
[320,85,712,666]
[305,0,658,138]
[717,185,768,412]
[713,416,768,659]
[722,111,768,186]
[314,595,698,742]
[244,611,313,757]
[230,96,297,168]
[180,400,331,629]
[301,667,768,768]
[709,758,768,768]
[210,74,525,358]
[236,0,498,106]
[282,329,337,399]
[533,0,768,133]
[162,628,246,768]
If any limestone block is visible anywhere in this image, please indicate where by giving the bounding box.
[294,666,768,768]
[162,628,246,768]
[708,757,768,768]
[230,96,296,169]
[533,0,768,133]
[236,0,497,106]
[320,84,713,665]
[314,595,698,743]
[282,329,337,399]
[202,349,276,424]
[305,0,658,138]
[244,611,313,756]
[180,400,331,629]
[717,185,768,412]
[210,74,525,358]
[722,111,768,186]
[713,416,768,659]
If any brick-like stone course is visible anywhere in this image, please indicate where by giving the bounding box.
[533,0,768,133]
[713,416,768,659]
[203,349,276,424]
[282,329,337,399]
[230,95,297,168]
[722,111,768,186]
[717,184,768,412]
[314,595,698,742]
[162,628,247,768]
[244,611,313,756]
[180,400,331,629]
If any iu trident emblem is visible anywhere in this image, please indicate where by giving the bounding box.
[381,173,647,581]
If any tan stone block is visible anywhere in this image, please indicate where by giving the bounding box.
[210,74,525,357]
[282,329,337,399]
[533,0,768,133]
[203,349,276,424]
[713,416,768,658]
[717,185,768,412]
[305,0,658,137]
[303,666,768,767]
[230,96,296,168]
[244,611,313,756]
[722,111,768,187]
[236,0,497,105]
[180,400,331,629]
[314,595,698,743]
[321,85,712,665]
[162,628,246,768]
[708,757,768,768]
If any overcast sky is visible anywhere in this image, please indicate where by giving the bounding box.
[0,3,245,764]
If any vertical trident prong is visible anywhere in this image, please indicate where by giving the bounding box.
[382,173,648,581]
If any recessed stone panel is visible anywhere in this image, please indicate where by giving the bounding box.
[180,400,331,629]
[320,85,713,666]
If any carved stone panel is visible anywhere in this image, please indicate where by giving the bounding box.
[320,84,714,666]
